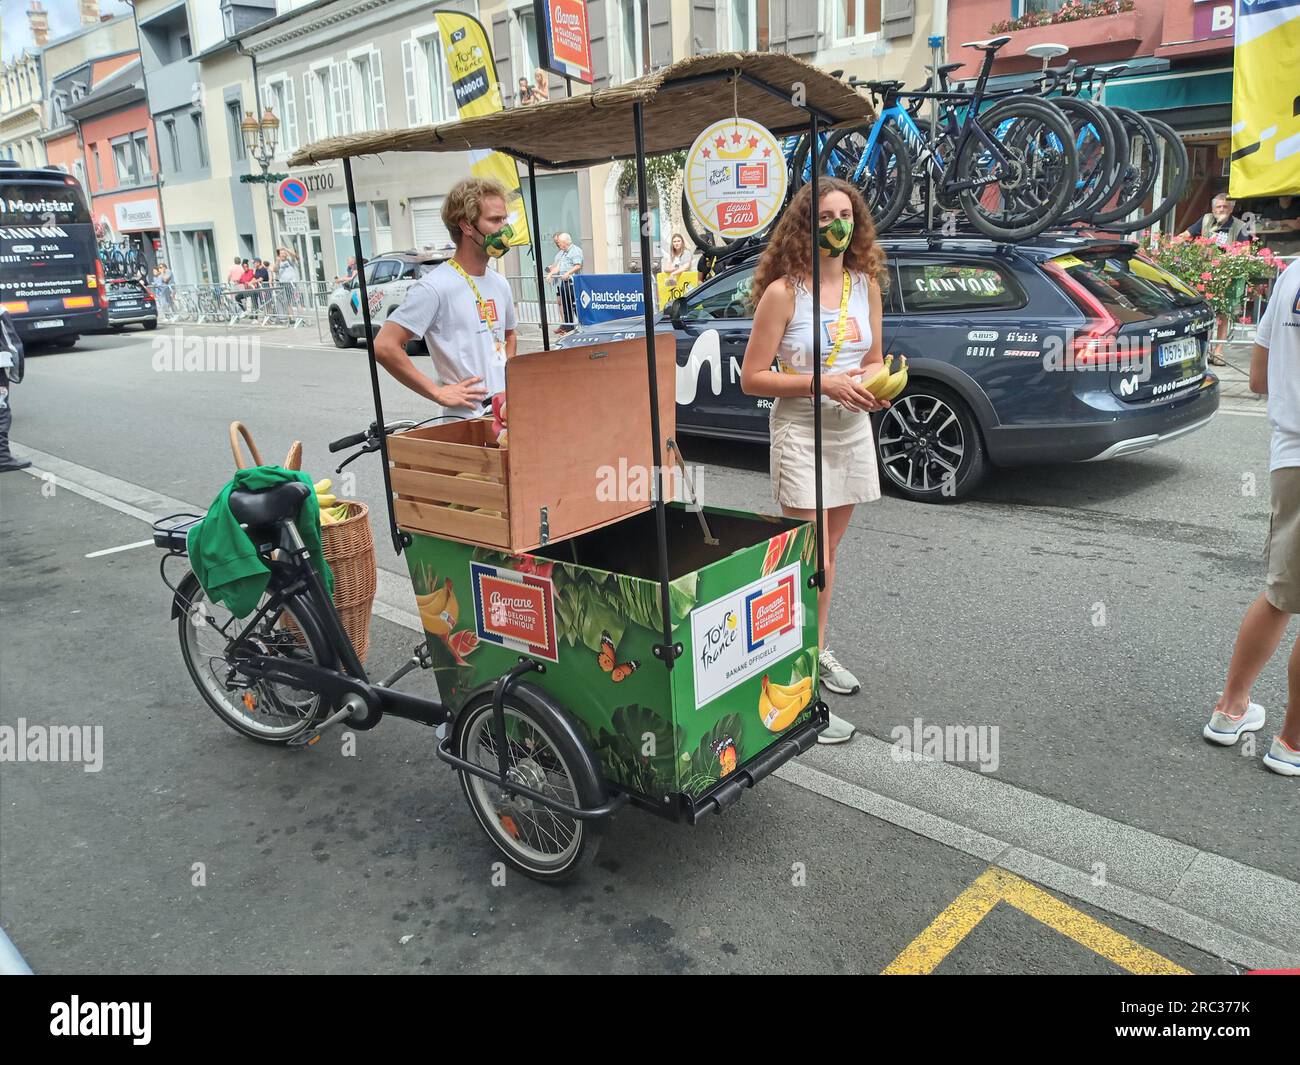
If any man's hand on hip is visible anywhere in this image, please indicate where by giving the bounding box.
[437,376,489,411]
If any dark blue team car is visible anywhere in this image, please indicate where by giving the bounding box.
[557,234,1220,502]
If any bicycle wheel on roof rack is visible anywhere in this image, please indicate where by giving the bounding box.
[1089,106,1160,226]
[822,123,912,234]
[1099,116,1189,233]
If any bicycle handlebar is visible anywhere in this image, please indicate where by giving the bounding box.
[328,429,369,453]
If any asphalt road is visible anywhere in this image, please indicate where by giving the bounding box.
[1,326,1295,974]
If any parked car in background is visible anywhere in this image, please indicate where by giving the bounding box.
[104,277,157,331]
[557,233,1220,502]
[327,248,451,351]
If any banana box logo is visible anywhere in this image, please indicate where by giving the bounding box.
[1230,0,1300,198]
[470,562,558,661]
[690,562,803,708]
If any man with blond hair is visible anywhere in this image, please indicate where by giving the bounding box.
[375,177,518,415]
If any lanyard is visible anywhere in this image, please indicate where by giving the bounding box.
[448,259,503,355]
[824,270,853,369]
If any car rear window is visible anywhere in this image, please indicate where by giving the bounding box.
[896,260,1025,313]
[1048,248,1202,323]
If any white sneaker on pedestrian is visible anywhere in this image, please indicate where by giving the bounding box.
[1202,701,1266,746]
[1262,736,1300,776]
[817,711,856,745]
[818,648,860,695]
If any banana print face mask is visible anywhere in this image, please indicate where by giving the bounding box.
[481,223,514,259]
[818,217,853,257]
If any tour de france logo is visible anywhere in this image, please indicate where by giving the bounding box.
[685,118,787,240]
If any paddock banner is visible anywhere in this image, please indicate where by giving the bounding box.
[1229,0,1300,198]
[432,9,531,247]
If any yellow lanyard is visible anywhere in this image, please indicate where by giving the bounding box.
[448,259,503,354]
[824,270,852,369]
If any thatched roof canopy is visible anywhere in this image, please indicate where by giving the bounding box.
[288,52,874,171]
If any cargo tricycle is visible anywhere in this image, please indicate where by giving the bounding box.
[155,53,874,880]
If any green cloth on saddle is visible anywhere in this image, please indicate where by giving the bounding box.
[186,465,333,618]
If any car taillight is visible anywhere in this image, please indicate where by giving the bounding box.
[94,260,108,308]
[144,290,156,302]
[1042,261,1120,368]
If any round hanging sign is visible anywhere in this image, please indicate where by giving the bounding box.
[683,117,787,239]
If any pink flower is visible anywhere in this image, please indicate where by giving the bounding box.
[1200,272,1213,280]
[1196,284,1206,291]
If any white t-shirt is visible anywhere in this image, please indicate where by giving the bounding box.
[1259,258,1300,470]
[388,260,517,402]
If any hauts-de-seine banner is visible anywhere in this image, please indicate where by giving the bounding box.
[1229,0,1300,198]
[433,8,531,247]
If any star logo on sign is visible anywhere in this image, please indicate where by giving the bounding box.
[715,136,727,149]
[702,148,711,158]
[748,136,759,150]
[763,147,772,158]
[731,131,743,145]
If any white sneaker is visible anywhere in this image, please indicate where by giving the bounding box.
[1262,736,1300,776]
[817,711,856,745]
[818,648,860,696]
[1202,701,1266,746]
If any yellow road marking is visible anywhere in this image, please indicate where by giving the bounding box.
[882,867,1191,975]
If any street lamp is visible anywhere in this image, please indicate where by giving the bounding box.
[241,108,282,260]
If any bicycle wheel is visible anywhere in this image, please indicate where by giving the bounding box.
[178,578,335,744]
[823,123,913,233]
[454,688,605,882]
[954,97,1078,241]
[1070,101,1131,218]
[1103,116,1189,233]
[1050,97,1118,221]
[1089,106,1159,225]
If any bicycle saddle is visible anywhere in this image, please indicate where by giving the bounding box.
[962,36,1012,52]
[228,481,311,529]
[928,62,962,76]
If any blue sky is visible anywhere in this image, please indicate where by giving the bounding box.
[2,0,133,62]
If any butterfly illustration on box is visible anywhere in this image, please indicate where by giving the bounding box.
[597,630,639,683]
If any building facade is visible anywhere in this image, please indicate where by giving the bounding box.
[1,52,46,168]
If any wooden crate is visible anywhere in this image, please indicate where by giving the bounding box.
[390,333,678,552]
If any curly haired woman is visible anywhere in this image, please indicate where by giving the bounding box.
[740,178,891,744]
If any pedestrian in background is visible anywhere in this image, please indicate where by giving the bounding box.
[516,77,536,107]
[532,68,550,103]
[0,309,30,474]
[547,232,582,335]
[1183,193,1252,366]
[1204,256,1300,776]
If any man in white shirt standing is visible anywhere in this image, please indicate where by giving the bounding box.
[1204,257,1300,776]
[375,178,518,416]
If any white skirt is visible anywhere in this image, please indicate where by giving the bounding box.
[769,396,881,510]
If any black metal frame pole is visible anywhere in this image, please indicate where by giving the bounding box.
[344,157,406,554]
[633,100,679,670]
[809,116,825,594]
[526,157,550,349]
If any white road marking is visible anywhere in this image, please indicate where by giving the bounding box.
[1217,407,1268,418]
[85,539,154,558]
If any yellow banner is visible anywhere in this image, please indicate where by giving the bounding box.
[1230,0,1300,199]
[657,271,700,308]
[433,9,530,246]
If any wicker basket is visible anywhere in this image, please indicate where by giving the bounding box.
[320,500,377,663]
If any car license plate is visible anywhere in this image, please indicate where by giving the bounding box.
[1159,336,1199,367]
[116,302,140,309]
[33,318,64,329]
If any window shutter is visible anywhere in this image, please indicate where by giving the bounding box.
[370,49,387,128]
[303,71,317,143]
[282,77,298,151]
[784,0,820,56]
[491,11,512,108]
[401,38,420,125]
[690,0,717,55]
[334,62,354,135]
[882,0,913,39]
[586,0,610,90]
[648,0,672,70]
[768,0,786,52]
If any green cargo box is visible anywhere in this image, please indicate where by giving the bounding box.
[404,502,822,818]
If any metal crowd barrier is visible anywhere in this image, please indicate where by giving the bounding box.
[149,281,336,330]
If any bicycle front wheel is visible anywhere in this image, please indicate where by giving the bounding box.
[1103,116,1189,233]
[824,123,912,233]
[954,97,1078,241]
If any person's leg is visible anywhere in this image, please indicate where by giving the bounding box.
[1281,638,1300,749]
[0,381,30,472]
[1216,593,1290,716]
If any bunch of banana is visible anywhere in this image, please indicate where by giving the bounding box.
[859,355,909,401]
[758,674,814,732]
[312,478,351,526]
[416,576,459,637]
